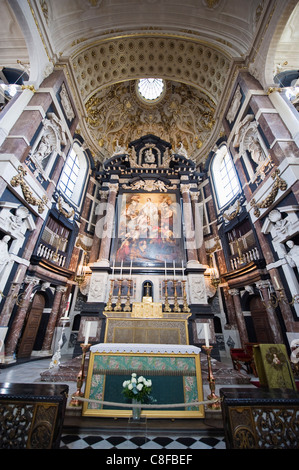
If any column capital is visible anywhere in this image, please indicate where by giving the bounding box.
[180,184,191,194]
[24,276,40,286]
[107,182,119,193]
[56,285,67,293]
[190,191,199,201]
[99,190,109,200]
[228,288,239,296]
[255,280,271,290]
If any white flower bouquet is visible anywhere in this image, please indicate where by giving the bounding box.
[122,373,152,403]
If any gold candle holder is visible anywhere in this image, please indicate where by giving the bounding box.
[173,279,181,312]
[104,278,115,311]
[181,280,190,313]
[70,343,91,407]
[202,345,221,410]
[114,278,123,311]
[163,279,172,312]
[123,279,132,312]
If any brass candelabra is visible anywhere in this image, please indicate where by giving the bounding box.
[104,278,114,311]
[202,345,221,410]
[163,279,172,312]
[70,343,91,407]
[114,278,123,311]
[181,280,190,313]
[173,279,181,312]
[124,279,132,312]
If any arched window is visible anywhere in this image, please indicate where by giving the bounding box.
[58,142,88,206]
[211,145,240,209]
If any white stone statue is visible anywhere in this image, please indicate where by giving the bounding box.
[176,142,188,158]
[268,209,288,235]
[144,147,155,163]
[284,240,299,272]
[112,140,127,156]
[34,133,55,164]
[247,134,265,165]
[0,235,11,274]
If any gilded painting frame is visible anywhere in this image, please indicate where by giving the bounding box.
[113,191,184,266]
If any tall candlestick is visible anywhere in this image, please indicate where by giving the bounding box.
[65,293,72,317]
[274,276,280,290]
[112,260,115,278]
[84,321,91,345]
[129,260,132,279]
[120,260,123,278]
[204,323,210,347]
[165,261,167,280]
[173,260,176,277]
[182,260,185,280]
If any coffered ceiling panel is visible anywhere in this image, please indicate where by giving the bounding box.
[71,35,231,103]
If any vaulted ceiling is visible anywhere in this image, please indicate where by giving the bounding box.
[0,0,298,164]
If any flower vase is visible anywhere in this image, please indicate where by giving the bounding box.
[132,398,142,420]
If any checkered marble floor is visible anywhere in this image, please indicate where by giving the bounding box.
[60,433,226,449]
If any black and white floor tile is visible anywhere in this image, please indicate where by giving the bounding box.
[60,433,226,449]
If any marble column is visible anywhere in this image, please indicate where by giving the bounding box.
[97,182,119,264]
[180,184,199,264]
[268,89,299,147]
[0,264,28,327]
[228,288,249,347]
[190,191,208,266]
[41,285,66,354]
[255,280,284,343]
[4,276,40,361]
[223,286,238,327]
[90,190,109,264]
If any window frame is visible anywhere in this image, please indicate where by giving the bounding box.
[211,144,241,210]
[58,141,89,207]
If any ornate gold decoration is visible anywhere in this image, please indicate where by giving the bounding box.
[267,87,282,95]
[250,169,288,217]
[83,77,216,160]
[205,0,220,7]
[206,236,221,254]
[227,405,299,449]
[58,196,75,219]
[223,199,241,221]
[75,234,92,251]
[123,179,176,192]
[131,301,163,318]
[0,402,60,449]
[21,85,36,93]
[10,166,48,214]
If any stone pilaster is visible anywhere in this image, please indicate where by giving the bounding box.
[190,191,208,266]
[90,189,109,264]
[97,182,119,264]
[228,288,249,347]
[180,184,199,265]
[40,286,66,354]
[4,276,40,361]
[255,280,284,343]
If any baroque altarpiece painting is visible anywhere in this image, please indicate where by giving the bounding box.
[114,192,183,265]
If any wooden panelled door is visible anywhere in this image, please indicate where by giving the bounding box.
[17,294,45,358]
[249,296,273,343]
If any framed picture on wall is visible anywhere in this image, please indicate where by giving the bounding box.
[113,192,184,266]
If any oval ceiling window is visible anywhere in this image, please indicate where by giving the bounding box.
[136,78,166,103]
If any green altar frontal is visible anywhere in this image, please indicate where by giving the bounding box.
[83,344,204,419]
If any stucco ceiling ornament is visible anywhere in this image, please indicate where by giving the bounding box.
[85,80,216,162]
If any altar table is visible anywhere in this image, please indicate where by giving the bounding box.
[82,343,204,419]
